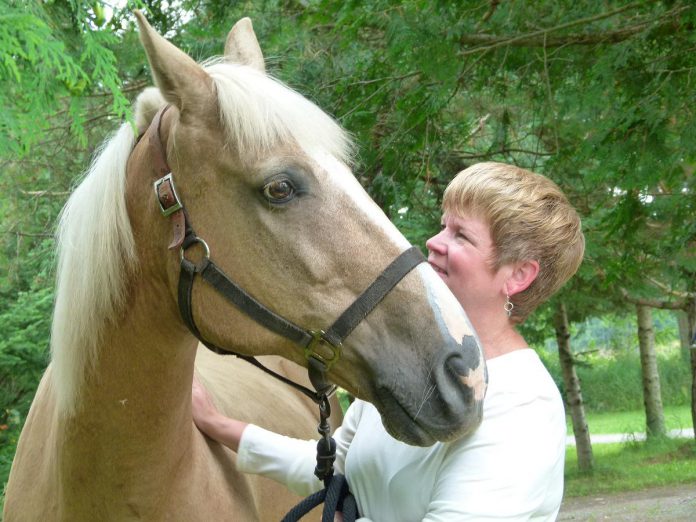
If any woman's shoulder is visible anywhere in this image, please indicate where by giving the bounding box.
[487,348,551,380]
[484,349,562,408]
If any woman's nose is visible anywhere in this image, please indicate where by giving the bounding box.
[426,231,446,255]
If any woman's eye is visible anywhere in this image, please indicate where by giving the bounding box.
[262,179,296,203]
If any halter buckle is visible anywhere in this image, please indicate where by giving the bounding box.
[305,330,342,371]
[154,173,183,217]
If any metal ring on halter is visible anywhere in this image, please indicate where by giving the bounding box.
[180,237,210,270]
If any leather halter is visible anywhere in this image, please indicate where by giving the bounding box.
[146,105,426,405]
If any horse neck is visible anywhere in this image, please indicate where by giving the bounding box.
[58,268,199,506]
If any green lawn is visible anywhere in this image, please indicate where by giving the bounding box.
[564,406,696,497]
[564,437,696,497]
[567,405,692,435]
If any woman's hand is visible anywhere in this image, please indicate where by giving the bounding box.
[191,375,248,452]
[191,375,220,429]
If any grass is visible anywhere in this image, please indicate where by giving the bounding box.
[567,405,692,435]
[564,437,696,497]
[564,406,696,498]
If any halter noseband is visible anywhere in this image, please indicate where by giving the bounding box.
[146,104,425,416]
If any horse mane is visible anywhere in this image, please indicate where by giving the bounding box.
[50,122,138,414]
[50,61,354,414]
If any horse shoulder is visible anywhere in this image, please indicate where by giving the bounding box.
[194,347,329,520]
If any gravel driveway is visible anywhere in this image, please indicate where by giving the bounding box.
[557,483,696,521]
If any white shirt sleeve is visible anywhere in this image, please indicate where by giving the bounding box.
[236,400,365,497]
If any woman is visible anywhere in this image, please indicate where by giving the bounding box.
[192,162,585,521]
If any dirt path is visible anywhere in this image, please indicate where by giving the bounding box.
[558,483,696,521]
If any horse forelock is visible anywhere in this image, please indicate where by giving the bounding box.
[51,123,137,414]
[134,87,167,133]
[204,59,355,165]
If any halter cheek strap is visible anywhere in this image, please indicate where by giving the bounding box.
[150,106,186,249]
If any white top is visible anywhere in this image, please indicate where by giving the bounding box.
[237,349,566,521]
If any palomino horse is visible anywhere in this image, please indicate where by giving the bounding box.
[3,12,486,521]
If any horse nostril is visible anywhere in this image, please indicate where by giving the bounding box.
[445,334,482,377]
[446,353,467,377]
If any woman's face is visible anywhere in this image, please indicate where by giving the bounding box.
[425,212,509,315]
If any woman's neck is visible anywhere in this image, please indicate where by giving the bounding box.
[481,329,528,360]
[468,309,528,360]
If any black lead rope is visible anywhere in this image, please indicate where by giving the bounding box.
[281,474,357,522]
[281,395,358,522]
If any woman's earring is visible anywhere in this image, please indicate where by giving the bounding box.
[504,293,514,318]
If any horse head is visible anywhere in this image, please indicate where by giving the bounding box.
[128,12,486,446]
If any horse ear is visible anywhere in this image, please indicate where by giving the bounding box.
[134,10,214,112]
[224,18,265,72]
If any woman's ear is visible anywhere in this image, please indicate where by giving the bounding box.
[506,260,540,297]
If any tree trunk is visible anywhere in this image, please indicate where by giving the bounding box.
[554,301,593,471]
[686,298,696,440]
[677,311,691,364]
[636,304,666,438]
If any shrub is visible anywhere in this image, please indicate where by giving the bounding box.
[538,341,690,412]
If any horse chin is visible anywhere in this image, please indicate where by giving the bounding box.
[375,391,456,447]
[381,415,437,447]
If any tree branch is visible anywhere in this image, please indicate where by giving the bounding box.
[647,276,696,300]
[459,3,689,54]
[453,147,556,159]
[620,287,687,310]
[476,0,501,29]
[345,71,421,87]
[20,190,71,197]
[3,231,54,239]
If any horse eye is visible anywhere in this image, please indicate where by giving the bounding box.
[262,179,296,203]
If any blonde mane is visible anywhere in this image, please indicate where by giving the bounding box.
[50,122,137,414]
[50,61,354,413]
